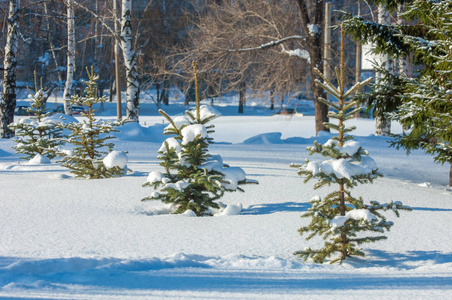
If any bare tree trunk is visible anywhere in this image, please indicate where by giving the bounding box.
[63,0,75,115]
[1,0,19,138]
[270,89,275,110]
[163,80,169,105]
[113,0,122,119]
[295,0,329,134]
[239,81,246,114]
[450,164,452,187]
[121,0,139,122]
[375,4,391,136]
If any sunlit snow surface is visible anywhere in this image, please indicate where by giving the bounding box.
[0,100,451,299]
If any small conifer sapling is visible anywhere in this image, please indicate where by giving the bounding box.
[9,73,64,161]
[291,25,411,264]
[59,67,127,179]
[143,62,257,216]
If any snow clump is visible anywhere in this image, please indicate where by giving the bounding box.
[329,209,377,229]
[103,151,128,169]
[28,154,51,165]
[181,124,207,145]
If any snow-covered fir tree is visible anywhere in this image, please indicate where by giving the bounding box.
[59,67,127,179]
[143,62,257,216]
[291,25,411,264]
[9,78,63,162]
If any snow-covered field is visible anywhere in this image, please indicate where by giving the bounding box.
[0,100,451,299]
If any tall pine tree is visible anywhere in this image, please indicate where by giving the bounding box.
[291,25,411,264]
[143,62,257,216]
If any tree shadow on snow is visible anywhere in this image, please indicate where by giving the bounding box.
[411,206,452,212]
[1,255,451,295]
[347,249,452,270]
[241,202,310,215]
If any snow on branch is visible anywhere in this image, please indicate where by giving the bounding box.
[281,48,310,63]
[227,35,305,53]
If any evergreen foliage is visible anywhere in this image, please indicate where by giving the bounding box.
[291,25,411,264]
[59,67,126,179]
[9,76,63,161]
[388,0,452,169]
[344,0,452,183]
[143,62,257,216]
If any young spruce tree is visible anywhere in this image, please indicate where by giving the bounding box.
[143,62,257,216]
[9,75,63,161]
[291,25,411,264]
[59,67,126,179]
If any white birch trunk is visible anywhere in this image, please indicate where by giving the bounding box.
[121,0,139,122]
[63,0,75,115]
[397,4,407,75]
[1,0,19,138]
[375,4,391,136]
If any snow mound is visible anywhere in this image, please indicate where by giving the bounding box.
[418,182,431,188]
[243,132,284,144]
[0,148,11,157]
[182,210,197,217]
[215,203,243,216]
[27,154,51,165]
[103,151,128,169]
[115,122,166,142]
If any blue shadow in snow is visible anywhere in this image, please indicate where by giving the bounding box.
[241,202,310,215]
[411,207,452,212]
[348,250,452,270]
[1,255,451,294]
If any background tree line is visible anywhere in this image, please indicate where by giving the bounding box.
[1,0,366,135]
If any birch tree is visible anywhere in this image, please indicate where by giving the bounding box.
[374,4,392,136]
[63,0,75,115]
[121,0,139,122]
[1,0,19,138]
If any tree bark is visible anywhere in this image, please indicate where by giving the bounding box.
[239,81,246,114]
[121,0,139,122]
[295,0,329,134]
[113,0,122,119]
[63,0,75,115]
[1,0,19,138]
[449,164,452,187]
[375,4,392,136]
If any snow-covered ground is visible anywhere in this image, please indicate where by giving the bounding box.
[0,100,451,299]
